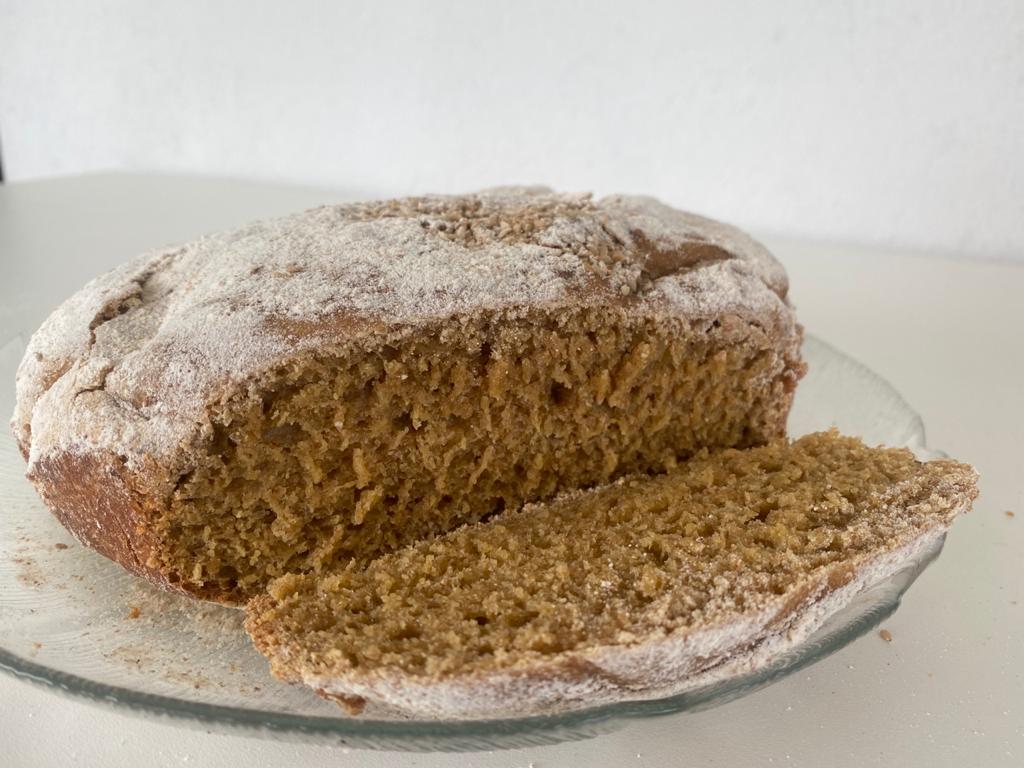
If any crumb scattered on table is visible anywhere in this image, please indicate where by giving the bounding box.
[879,628,893,642]
[126,606,142,620]
[12,555,44,588]
[1005,511,1015,519]
[54,543,69,550]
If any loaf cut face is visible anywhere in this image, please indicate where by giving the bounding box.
[245,432,977,718]
[13,188,802,603]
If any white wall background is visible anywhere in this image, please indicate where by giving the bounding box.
[1,0,1022,259]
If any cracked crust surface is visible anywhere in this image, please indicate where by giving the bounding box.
[11,187,802,597]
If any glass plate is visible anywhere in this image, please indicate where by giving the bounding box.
[0,326,941,751]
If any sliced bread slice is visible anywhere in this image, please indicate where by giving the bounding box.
[245,431,977,718]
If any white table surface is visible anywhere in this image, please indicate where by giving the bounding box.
[1,174,1020,767]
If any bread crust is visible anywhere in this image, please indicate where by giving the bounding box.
[12,188,804,602]
[28,450,172,591]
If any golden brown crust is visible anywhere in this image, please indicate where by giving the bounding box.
[27,451,172,593]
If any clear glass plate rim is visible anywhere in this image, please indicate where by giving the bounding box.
[0,332,937,748]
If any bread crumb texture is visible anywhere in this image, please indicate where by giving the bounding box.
[162,309,797,599]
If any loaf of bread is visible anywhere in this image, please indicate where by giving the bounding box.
[246,432,977,718]
[12,188,804,604]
